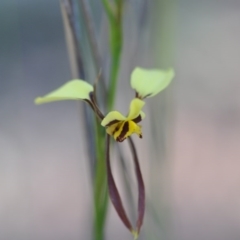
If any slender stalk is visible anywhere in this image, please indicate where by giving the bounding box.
[94,124,108,240]
[107,30,122,111]
[91,1,124,236]
[101,0,115,21]
[74,2,109,239]
[61,2,108,240]
[60,0,85,78]
[78,0,107,96]
[101,0,123,110]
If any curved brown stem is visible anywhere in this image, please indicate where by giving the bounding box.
[106,134,146,238]
[128,137,145,234]
[89,92,105,120]
[106,135,133,232]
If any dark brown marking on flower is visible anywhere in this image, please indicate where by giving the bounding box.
[132,114,142,123]
[112,126,120,136]
[117,121,129,142]
[135,91,144,100]
[106,119,121,127]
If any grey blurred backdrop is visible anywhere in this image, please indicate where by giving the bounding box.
[0,1,240,240]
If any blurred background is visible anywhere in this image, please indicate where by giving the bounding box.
[1,0,240,240]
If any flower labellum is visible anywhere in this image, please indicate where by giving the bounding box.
[101,98,145,142]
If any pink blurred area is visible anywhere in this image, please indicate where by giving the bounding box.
[173,111,240,240]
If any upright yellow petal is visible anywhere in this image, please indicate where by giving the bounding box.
[35,80,93,105]
[101,111,126,127]
[127,98,145,120]
[131,67,174,98]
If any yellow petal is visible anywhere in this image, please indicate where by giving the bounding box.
[127,98,145,120]
[35,80,93,105]
[131,67,174,98]
[101,111,126,127]
[106,122,121,136]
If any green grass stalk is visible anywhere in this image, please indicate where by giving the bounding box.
[101,0,123,111]
[93,121,108,240]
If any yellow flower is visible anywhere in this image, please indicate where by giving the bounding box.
[35,67,174,142]
[34,67,175,238]
[101,98,145,142]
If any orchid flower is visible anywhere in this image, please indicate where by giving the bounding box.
[35,67,174,239]
[101,98,145,142]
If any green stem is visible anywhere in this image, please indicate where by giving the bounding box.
[93,1,123,239]
[102,0,123,111]
[101,0,115,22]
[107,34,122,111]
[93,122,108,240]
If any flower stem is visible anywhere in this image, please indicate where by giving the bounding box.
[101,0,123,111]
[94,123,108,240]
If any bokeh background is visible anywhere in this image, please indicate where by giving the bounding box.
[1,1,240,240]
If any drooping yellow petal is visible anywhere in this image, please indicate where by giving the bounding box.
[35,80,93,105]
[127,98,145,120]
[131,67,175,98]
[101,111,126,127]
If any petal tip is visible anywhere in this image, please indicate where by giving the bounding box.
[34,97,43,105]
[131,230,139,240]
[168,68,175,78]
[100,119,106,126]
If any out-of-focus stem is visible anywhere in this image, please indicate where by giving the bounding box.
[78,0,107,97]
[61,2,107,240]
[73,1,109,239]
[107,28,122,111]
[101,0,123,111]
[94,124,108,240]
[60,0,85,78]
